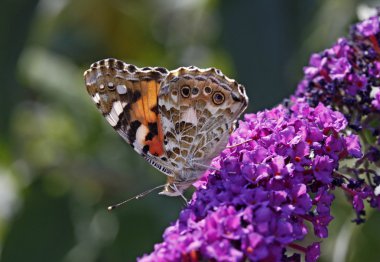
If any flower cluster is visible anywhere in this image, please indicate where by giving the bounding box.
[296,13,380,223]
[296,16,380,118]
[139,100,361,262]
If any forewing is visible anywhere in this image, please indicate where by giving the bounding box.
[84,58,174,176]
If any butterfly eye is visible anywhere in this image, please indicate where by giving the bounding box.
[212,91,225,105]
[181,86,191,98]
[191,87,199,96]
[204,86,212,95]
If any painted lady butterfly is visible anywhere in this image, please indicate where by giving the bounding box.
[84,58,248,198]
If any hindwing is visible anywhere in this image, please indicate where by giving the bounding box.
[158,66,248,177]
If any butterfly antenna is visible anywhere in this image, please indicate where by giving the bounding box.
[107,184,166,211]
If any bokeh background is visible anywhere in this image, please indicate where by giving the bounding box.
[1,0,380,261]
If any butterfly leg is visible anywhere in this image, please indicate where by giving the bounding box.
[192,162,221,172]
[193,160,239,175]
[226,138,254,148]
[171,183,188,203]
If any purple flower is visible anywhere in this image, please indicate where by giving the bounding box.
[353,194,365,212]
[306,242,321,262]
[312,213,334,238]
[345,135,363,158]
[241,232,268,261]
[313,155,334,184]
[315,188,335,215]
[372,90,380,110]
[329,57,351,80]
[304,54,324,78]
[369,61,380,78]
[313,103,347,132]
[346,73,367,95]
[356,16,380,36]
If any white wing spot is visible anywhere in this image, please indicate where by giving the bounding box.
[134,125,149,149]
[112,101,124,116]
[116,84,127,94]
[182,107,198,125]
[92,93,100,104]
[105,114,118,127]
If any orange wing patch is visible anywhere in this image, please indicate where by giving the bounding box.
[129,80,165,157]
[141,80,159,123]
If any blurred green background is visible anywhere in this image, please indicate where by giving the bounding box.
[1,0,380,261]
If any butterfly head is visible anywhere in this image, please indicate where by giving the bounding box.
[159,184,182,197]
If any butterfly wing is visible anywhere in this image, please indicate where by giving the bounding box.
[158,66,248,183]
[84,58,174,176]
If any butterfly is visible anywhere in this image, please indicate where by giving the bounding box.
[84,58,248,198]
